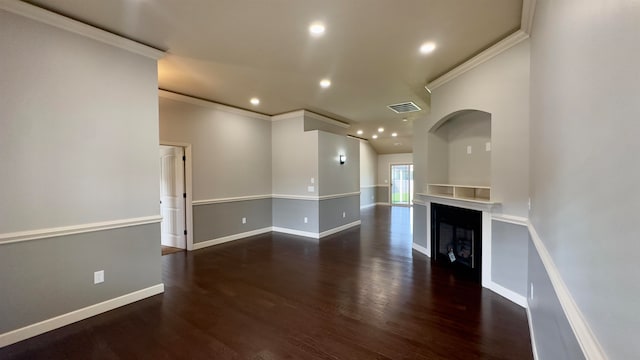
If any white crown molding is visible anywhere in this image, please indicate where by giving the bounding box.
[521,0,538,35]
[427,30,530,91]
[528,222,607,360]
[192,194,272,206]
[0,283,164,347]
[158,90,272,121]
[0,0,164,59]
[303,110,351,129]
[0,215,162,245]
[411,242,429,256]
[271,110,305,121]
[192,227,272,250]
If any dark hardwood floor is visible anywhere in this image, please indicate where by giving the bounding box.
[1,206,532,359]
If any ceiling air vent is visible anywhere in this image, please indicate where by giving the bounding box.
[387,101,422,114]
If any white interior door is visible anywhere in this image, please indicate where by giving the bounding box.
[160,145,186,248]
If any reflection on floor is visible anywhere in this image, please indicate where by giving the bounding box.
[161,245,183,256]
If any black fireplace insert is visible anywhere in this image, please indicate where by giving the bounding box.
[431,203,482,280]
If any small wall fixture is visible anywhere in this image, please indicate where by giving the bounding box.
[339,155,346,165]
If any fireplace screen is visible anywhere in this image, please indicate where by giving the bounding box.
[438,224,475,269]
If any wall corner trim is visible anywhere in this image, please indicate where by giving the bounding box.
[411,242,429,257]
[0,283,164,348]
[0,0,165,59]
[427,30,529,91]
[528,222,607,360]
[521,0,538,35]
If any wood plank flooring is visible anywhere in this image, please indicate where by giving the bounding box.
[0,206,533,359]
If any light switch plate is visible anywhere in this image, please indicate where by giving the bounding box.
[467,145,472,154]
[242,217,247,224]
[485,142,491,151]
[304,217,308,223]
[310,177,315,184]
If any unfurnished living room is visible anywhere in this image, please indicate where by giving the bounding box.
[0,0,637,359]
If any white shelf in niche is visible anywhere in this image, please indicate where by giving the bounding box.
[427,184,492,203]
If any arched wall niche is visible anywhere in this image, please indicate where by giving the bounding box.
[426,109,492,195]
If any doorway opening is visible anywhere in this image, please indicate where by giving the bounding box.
[159,145,187,254]
[390,164,413,206]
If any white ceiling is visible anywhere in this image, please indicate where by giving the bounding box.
[26,0,523,154]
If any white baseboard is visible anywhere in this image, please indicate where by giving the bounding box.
[526,305,540,360]
[272,227,319,239]
[411,242,430,257]
[375,202,391,206]
[360,203,376,209]
[0,284,164,348]
[192,227,272,250]
[319,221,361,238]
[487,281,528,308]
[273,221,361,240]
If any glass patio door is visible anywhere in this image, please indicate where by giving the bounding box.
[390,164,413,205]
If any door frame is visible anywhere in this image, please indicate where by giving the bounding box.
[160,141,194,251]
[389,162,414,206]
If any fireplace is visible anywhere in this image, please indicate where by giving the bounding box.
[431,203,482,280]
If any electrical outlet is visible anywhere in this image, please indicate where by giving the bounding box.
[94,270,104,284]
[342,211,346,218]
[528,198,532,211]
[307,186,315,192]
[242,217,247,224]
[304,217,308,223]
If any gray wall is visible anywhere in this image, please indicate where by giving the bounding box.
[446,111,491,186]
[0,10,162,334]
[318,131,359,196]
[272,198,319,233]
[377,153,413,186]
[359,140,378,207]
[360,187,376,207]
[159,95,272,200]
[529,0,640,357]
[319,195,360,232]
[193,199,272,243]
[412,204,428,248]
[272,116,318,196]
[491,221,527,296]
[0,224,161,333]
[528,238,584,360]
[376,186,390,204]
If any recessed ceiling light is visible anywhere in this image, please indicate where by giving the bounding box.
[250,98,260,105]
[372,134,378,139]
[420,42,436,54]
[320,79,331,88]
[378,127,384,133]
[309,22,325,36]
[392,132,398,137]
[357,130,363,135]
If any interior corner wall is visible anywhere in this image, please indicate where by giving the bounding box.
[159,96,273,243]
[272,117,318,196]
[423,40,530,217]
[359,140,378,207]
[529,0,640,358]
[0,10,161,334]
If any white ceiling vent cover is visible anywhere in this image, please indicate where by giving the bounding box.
[387,101,422,114]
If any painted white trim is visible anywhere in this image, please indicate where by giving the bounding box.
[521,0,537,35]
[0,283,164,347]
[271,110,305,121]
[304,110,351,129]
[419,193,499,212]
[492,214,529,227]
[360,185,377,189]
[192,227,272,250]
[193,194,272,205]
[158,90,271,121]
[481,211,493,289]
[272,226,319,239]
[0,1,164,59]
[375,202,391,206]
[319,221,361,238]
[487,281,528,308]
[411,243,429,257]
[272,194,318,201]
[413,199,427,206]
[526,306,540,360]
[160,142,194,251]
[319,192,360,200]
[375,184,390,187]
[0,216,162,245]
[528,222,607,360]
[360,203,376,209]
[427,30,529,91]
